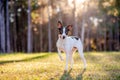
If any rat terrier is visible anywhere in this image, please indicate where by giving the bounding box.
[56,21,87,71]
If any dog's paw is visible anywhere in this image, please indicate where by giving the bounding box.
[59,56,64,61]
[64,70,67,73]
[60,58,64,61]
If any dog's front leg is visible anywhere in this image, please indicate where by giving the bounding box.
[64,51,69,71]
[69,53,74,69]
[57,48,64,61]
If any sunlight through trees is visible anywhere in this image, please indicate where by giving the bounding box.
[0,0,119,53]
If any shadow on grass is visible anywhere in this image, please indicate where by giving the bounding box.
[60,69,73,80]
[60,69,86,80]
[76,69,86,80]
[0,54,50,65]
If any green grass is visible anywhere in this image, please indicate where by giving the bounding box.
[0,52,120,80]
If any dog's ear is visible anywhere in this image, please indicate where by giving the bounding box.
[57,21,62,28]
[67,25,72,31]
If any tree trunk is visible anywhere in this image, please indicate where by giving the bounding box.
[73,0,78,36]
[47,0,52,52]
[40,9,43,52]
[27,0,32,53]
[6,0,11,53]
[0,1,5,53]
[0,1,2,52]
[81,19,85,46]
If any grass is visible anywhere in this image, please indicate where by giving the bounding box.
[0,52,120,80]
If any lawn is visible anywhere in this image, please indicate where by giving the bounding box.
[0,52,120,80]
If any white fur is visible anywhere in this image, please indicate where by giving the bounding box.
[56,28,87,71]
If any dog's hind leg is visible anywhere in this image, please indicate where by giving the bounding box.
[78,48,87,69]
[69,48,76,69]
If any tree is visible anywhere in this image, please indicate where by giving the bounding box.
[73,0,78,36]
[6,0,11,53]
[27,0,32,53]
[0,0,5,53]
[98,0,120,51]
[47,0,52,52]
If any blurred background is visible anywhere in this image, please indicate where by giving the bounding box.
[0,0,119,53]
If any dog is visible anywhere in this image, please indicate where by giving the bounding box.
[56,21,87,71]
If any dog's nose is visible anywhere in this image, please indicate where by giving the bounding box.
[63,36,65,39]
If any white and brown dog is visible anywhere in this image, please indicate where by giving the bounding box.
[56,21,87,71]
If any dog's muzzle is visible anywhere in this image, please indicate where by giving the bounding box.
[63,36,65,39]
[59,35,66,39]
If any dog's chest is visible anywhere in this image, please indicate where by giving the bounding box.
[56,39,65,49]
[56,37,77,50]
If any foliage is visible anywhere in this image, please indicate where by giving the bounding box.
[98,0,120,16]
[0,52,120,80]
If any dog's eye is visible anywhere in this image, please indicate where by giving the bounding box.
[59,32,62,34]
[65,30,68,34]
[58,28,65,34]
[59,30,63,34]
[65,31,68,34]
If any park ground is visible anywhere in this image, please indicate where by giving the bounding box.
[0,52,120,80]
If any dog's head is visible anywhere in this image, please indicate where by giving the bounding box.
[57,21,72,39]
